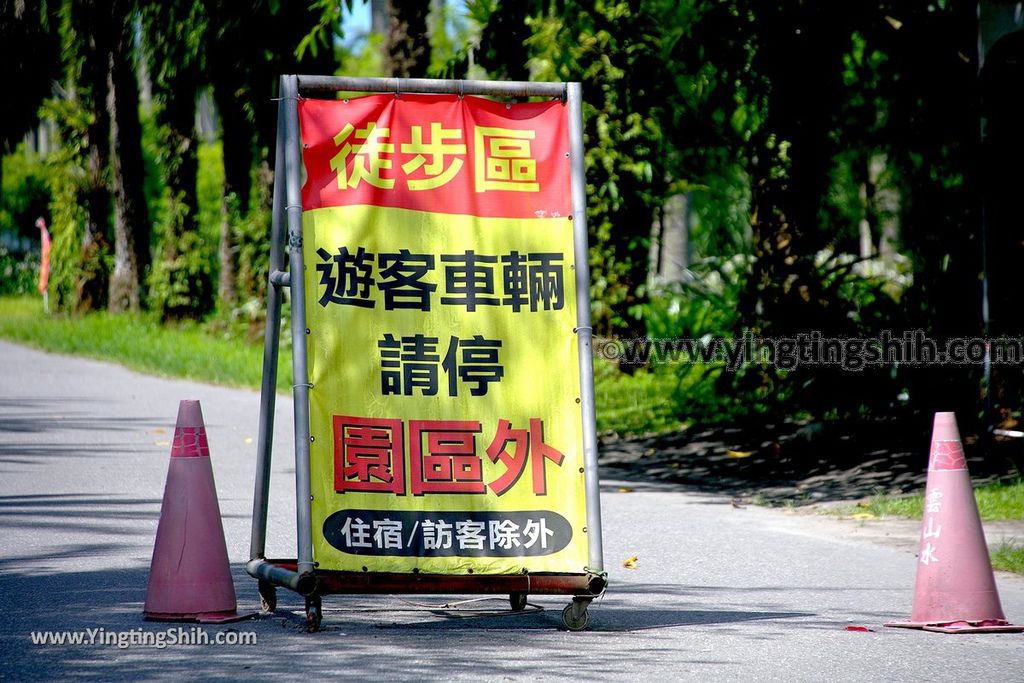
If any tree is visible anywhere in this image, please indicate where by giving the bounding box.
[208,0,341,308]
[981,27,1024,420]
[491,1,750,337]
[0,0,61,188]
[206,1,263,306]
[877,1,984,419]
[385,0,431,77]
[107,0,151,312]
[141,0,211,319]
[716,1,983,420]
[471,0,533,82]
[42,0,115,313]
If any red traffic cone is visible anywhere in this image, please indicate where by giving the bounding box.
[144,400,248,623]
[885,412,1022,633]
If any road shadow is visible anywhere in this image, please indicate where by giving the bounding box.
[0,563,811,679]
[0,397,165,466]
[364,603,810,632]
[598,417,1024,505]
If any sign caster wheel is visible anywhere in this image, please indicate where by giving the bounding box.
[305,595,322,632]
[510,592,528,612]
[562,601,589,631]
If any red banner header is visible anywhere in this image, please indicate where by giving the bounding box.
[299,94,571,219]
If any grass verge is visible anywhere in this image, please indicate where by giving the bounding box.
[593,359,686,435]
[0,295,293,391]
[0,295,692,435]
[840,479,1024,522]
[990,542,1024,574]
[833,479,1024,575]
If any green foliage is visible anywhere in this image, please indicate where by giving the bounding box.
[146,196,214,319]
[727,248,906,420]
[428,0,473,76]
[139,109,167,254]
[141,1,207,89]
[593,358,684,435]
[232,178,273,310]
[10,0,1007,437]
[529,2,669,334]
[599,254,754,429]
[297,0,351,61]
[491,1,757,338]
[0,144,51,243]
[0,249,40,296]
[144,124,222,321]
[628,255,778,424]
[594,355,758,434]
[139,0,208,319]
[1,0,61,152]
[338,32,387,79]
[196,141,225,247]
[631,255,748,340]
[39,97,96,312]
[689,169,753,258]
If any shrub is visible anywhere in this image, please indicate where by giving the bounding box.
[0,248,40,296]
[0,143,52,250]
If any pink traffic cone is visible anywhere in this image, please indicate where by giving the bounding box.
[886,412,1022,633]
[144,400,248,623]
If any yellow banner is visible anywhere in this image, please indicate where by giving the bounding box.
[303,204,587,574]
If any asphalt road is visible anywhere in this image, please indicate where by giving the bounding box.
[1,339,1022,680]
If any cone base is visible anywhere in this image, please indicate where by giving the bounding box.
[144,609,254,624]
[885,619,1023,634]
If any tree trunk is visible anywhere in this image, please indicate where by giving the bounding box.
[871,154,900,265]
[649,193,691,288]
[161,94,200,238]
[475,0,534,82]
[857,181,873,259]
[212,72,255,307]
[371,0,388,34]
[107,3,150,313]
[142,0,209,319]
[385,0,431,78]
[217,198,236,306]
[75,0,114,312]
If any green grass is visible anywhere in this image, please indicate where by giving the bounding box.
[593,358,687,435]
[839,479,1024,522]
[834,479,1024,575]
[0,295,292,391]
[991,542,1024,574]
[1,294,692,435]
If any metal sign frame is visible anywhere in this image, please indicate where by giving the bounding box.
[246,75,605,631]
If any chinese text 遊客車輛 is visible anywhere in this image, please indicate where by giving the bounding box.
[316,247,565,313]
